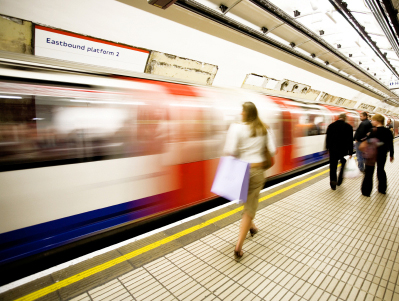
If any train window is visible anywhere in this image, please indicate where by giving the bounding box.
[136,103,168,155]
[162,96,211,164]
[295,107,327,136]
[0,87,168,171]
[346,112,360,130]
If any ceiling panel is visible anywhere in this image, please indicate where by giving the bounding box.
[229,0,284,30]
[270,24,310,45]
[174,0,396,98]
[198,0,240,9]
[317,52,338,62]
[332,61,351,70]
[297,40,326,56]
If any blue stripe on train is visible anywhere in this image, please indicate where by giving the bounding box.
[0,192,173,265]
[295,151,329,165]
[0,151,331,265]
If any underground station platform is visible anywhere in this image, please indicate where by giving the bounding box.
[1,142,399,301]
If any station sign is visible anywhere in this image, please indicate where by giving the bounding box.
[34,25,149,73]
[389,80,399,89]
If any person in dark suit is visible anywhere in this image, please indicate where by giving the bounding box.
[326,113,354,190]
[354,112,372,172]
[386,118,394,137]
[361,114,394,197]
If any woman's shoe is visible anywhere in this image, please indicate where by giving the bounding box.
[234,249,243,259]
[249,228,258,237]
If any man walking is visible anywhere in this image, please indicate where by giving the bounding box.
[354,112,372,172]
[386,118,394,137]
[326,113,354,190]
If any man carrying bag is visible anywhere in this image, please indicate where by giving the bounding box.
[354,112,372,172]
[325,113,353,190]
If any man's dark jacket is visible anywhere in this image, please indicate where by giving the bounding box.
[354,119,372,142]
[326,119,353,157]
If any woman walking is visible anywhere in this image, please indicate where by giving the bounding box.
[361,113,394,196]
[224,102,276,258]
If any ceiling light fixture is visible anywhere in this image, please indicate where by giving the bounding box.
[219,4,228,13]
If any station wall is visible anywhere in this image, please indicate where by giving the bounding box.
[0,0,396,112]
[0,15,32,54]
[145,51,218,85]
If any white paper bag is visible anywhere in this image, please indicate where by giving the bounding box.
[344,158,361,178]
[211,156,250,203]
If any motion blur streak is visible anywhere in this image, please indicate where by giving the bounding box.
[0,66,398,266]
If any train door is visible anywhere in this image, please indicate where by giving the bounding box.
[268,97,296,173]
[291,103,331,166]
[158,82,213,208]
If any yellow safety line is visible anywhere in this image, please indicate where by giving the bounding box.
[15,168,330,301]
[260,169,331,201]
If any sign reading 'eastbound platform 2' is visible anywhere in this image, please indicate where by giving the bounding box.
[34,25,150,72]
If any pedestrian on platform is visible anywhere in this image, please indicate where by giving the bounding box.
[354,112,372,172]
[361,114,394,197]
[224,101,276,259]
[386,118,394,137]
[325,113,353,190]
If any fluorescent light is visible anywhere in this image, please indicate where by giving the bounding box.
[170,104,211,108]
[0,95,22,99]
[70,99,145,105]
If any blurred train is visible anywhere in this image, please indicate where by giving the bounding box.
[0,54,398,266]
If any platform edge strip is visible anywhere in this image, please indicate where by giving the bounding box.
[14,167,330,301]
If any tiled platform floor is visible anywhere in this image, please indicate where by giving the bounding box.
[68,151,399,301]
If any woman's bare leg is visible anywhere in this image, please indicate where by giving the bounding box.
[235,212,252,254]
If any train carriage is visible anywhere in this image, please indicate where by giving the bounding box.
[0,58,392,266]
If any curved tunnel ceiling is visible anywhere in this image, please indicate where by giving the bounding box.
[165,0,399,105]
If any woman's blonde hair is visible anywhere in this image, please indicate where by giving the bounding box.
[242,102,267,137]
[372,113,385,124]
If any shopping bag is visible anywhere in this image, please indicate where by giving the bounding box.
[211,156,250,204]
[359,138,380,166]
[344,158,361,178]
